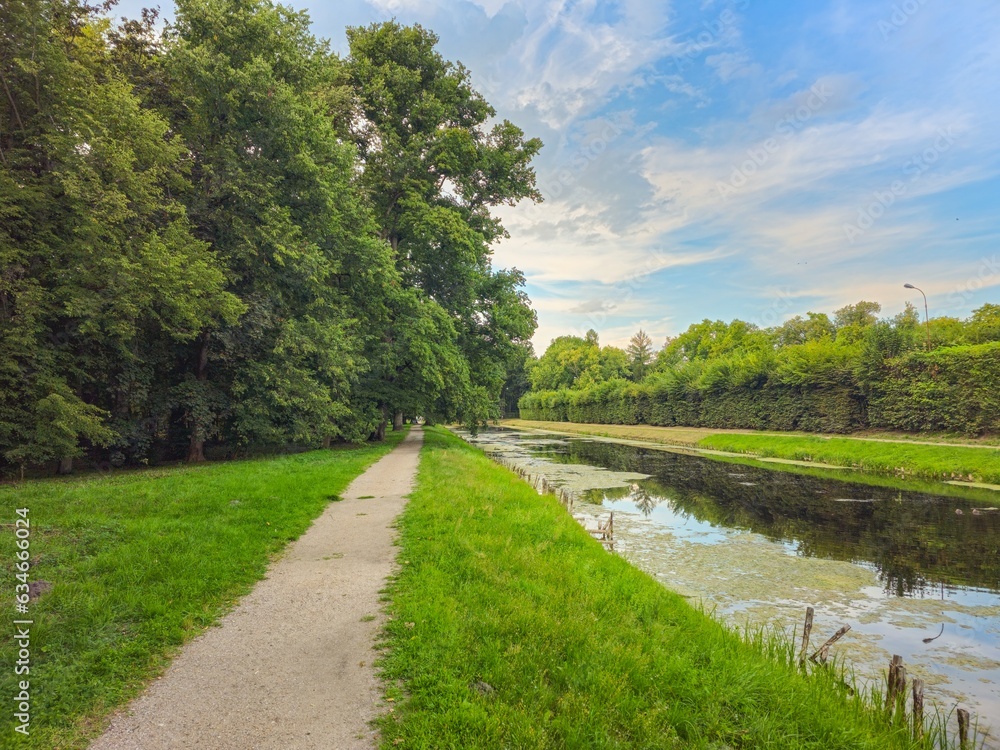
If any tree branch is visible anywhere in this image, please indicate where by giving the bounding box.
[0,71,25,131]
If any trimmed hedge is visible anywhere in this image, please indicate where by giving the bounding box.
[868,343,1000,434]
[519,342,1000,436]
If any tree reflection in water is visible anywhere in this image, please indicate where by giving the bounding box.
[537,439,1000,598]
[629,482,659,516]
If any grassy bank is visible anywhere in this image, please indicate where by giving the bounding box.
[0,430,406,749]
[697,434,1000,486]
[502,418,723,446]
[377,427,940,749]
[502,419,1000,489]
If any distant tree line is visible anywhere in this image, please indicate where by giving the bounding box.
[0,0,540,474]
[518,301,1000,435]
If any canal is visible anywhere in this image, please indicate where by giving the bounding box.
[457,427,1000,742]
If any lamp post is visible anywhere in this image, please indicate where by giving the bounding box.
[904,283,931,351]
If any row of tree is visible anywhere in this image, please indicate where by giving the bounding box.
[0,0,541,473]
[516,301,1000,434]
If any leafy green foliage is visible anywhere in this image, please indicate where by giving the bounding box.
[346,21,541,428]
[0,0,241,471]
[522,302,1000,436]
[528,331,630,391]
[0,4,541,471]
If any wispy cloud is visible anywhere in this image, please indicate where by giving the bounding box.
[111,0,1000,348]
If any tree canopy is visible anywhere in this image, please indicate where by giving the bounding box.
[522,301,1000,436]
[527,300,1000,399]
[0,1,541,473]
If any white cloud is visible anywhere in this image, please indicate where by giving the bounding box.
[490,1,680,128]
[705,51,756,82]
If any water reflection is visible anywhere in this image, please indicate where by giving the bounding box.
[534,439,1000,598]
[459,428,1000,734]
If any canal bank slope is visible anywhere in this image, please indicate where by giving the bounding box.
[502,419,1000,490]
[376,427,956,749]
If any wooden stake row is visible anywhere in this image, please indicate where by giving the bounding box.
[798,608,974,747]
[488,454,613,549]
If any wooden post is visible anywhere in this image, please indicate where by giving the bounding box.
[957,708,970,747]
[885,655,904,711]
[799,607,814,668]
[810,624,851,664]
[894,662,907,720]
[911,679,924,739]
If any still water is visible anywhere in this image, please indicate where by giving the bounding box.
[457,427,1000,741]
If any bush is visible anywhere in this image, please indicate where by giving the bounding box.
[520,343,1000,436]
[868,342,1000,435]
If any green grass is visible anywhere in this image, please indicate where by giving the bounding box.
[0,430,406,749]
[376,427,941,749]
[697,434,1000,486]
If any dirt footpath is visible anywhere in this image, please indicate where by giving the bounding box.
[91,427,424,750]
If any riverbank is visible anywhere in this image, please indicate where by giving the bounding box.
[0,431,406,749]
[501,419,1000,489]
[376,427,948,749]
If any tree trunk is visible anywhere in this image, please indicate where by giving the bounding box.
[374,405,388,441]
[186,331,210,463]
[322,435,332,449]
[187,438,206,463]
[392,411,404,430]
[57,456,73,475]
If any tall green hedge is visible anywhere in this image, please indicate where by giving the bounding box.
[519,342,1000,436]
[867,343,1000,433]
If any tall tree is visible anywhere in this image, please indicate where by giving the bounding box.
[345,21,541,429]
[969,303,1000,343]
[774,312,836,346]
[162,0,387,458]
[834,301,882,329]
[626,329,654,382]
[529,334,629,391]
[0,0,240,473]
[499,343,535,417]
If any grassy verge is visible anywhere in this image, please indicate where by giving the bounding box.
[502,419,1000,448]
[502,419,1000,490]
[502,419,720,446]
[696,434,1000,486]
[0,430,406,749]
[377,427,941,749]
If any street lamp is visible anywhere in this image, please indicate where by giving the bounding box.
[903,283,931,351]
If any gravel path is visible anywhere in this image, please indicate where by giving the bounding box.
[91,427,423,750]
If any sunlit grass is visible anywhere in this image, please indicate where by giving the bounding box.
[377,427,943,749]
[502,419,719,445]
[697,433,1000,486]
[0,431,406,749]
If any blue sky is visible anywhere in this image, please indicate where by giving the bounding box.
[113,0,1000,351]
